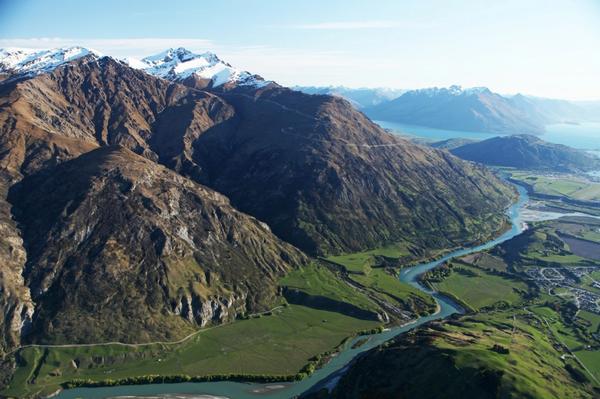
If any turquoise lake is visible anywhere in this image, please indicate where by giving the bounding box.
[375,120,600,151]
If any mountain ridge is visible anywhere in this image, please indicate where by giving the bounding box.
[0,47,515,355]
[449,134,600,172]
[364,85,545,135]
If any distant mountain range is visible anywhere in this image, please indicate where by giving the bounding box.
[448,134,600,172]
[430,137,478,150]
[0,46,514,353]
[297,84,600,135]
[365,86,544,134]
[508,94,592,125]
[294,86,405,109]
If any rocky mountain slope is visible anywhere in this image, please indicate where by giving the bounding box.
[0,47,515,352]
[302,86,598,129]
[177,87,516,255]
[364,85,545,134]
[0,53,303,351]
[450,134,600,172]
[8,146,307,345]
[430,137,478,150]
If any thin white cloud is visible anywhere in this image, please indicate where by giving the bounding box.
[290,20,400,30]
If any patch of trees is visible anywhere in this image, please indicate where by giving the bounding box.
[490,344,510,354]
[565,364,589,383]
[63,373,300,389]
[357,325,385,336]
[422,263,453,282]
[477,367,504,394]
[455,267,478,277]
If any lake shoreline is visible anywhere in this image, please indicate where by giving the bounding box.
[375,120,600,151]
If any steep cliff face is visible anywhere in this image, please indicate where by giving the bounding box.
[0,177,33,354]
[8,146,307,344]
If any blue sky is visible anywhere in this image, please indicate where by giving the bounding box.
[1,0,599,99]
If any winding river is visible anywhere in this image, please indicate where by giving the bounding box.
[56,185,529,399]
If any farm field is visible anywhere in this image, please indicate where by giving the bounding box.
[510,171,600,201]
[431,263,527,311]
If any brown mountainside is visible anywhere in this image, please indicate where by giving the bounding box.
[8,146,306,345]
[0,55,514,352]
[175,87,516,255]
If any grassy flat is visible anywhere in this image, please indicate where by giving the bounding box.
[4,262,386,398]
[461,252,509,272]
[2,304,379,398]
[325,244,410,274]
[578,310,600,334]
[349,269,435,313]
[511,172,600,201]
[493,218,600,268]
[574,350,600,382]
[582,230,600,242]
[432,263,527,311]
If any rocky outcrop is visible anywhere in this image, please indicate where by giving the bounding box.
[172,292,243,327]
[0,177,33,354]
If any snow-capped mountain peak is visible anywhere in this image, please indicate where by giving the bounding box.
[0,46,270,90]
[0,46,101,77]
[126,47,270,89]
[142,47,219,66]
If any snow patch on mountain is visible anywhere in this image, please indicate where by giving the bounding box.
[409,85,492,97]
[125,47,269,88]
[0,46,101,77]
